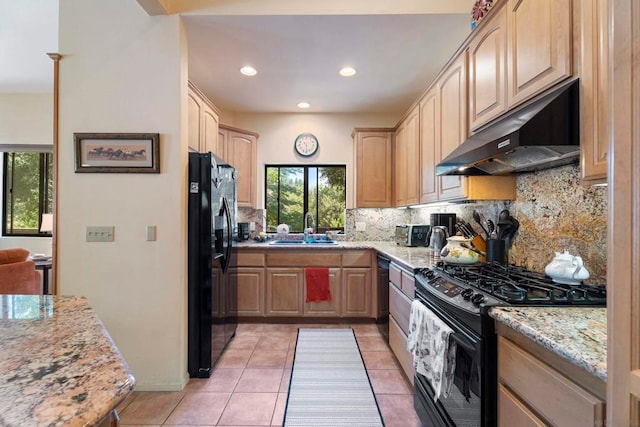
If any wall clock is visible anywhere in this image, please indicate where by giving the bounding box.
[294,133,319,157]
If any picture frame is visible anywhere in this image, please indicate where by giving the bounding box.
[74,133,160,173]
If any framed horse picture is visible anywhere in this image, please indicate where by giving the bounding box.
[74,133,160,173]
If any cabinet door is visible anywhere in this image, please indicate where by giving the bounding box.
[419,89,439,203]
[507,0,572,107]
[438,53,468,201]
[187,91,202,152]
[578,0,609,183]
[355,131,393,207]
[217,128,227,160]
[394,122,407,206]
[303,268,340,317]
[202,106,219,156]
[266,268,303,316]
[227,130,257,208]
[468,3,508,130]
[234,267,265,317]
[404,106,420,206]
[342,268,371,317]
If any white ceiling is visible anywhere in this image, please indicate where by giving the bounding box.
[0,0,58,93]
[184,14,471,115]
[0,1,472,116]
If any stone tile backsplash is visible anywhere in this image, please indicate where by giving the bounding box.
[346,164,607,284]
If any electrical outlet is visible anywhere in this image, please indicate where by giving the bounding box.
[86,226,114,242]
[355,221,366,231]
[146,225,157,241]
[249,222,256,232]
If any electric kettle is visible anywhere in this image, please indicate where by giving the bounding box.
[428,226,449,254]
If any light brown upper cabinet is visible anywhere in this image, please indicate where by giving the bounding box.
[188,81,220,155]
[575,0,609,183]
[438,53,469,201]
[394,106,420,206]
[506,0,572,107]
[419,88,439,204]
[352,128,394,208]
[468,3,508,130]
[419,52,516,203]
[218,125,258,208]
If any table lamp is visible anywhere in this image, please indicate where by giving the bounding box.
[40,213,53,234]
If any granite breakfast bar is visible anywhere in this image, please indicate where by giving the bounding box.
[0,295,135,426]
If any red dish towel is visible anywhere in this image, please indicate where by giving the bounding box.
[305,267,331,302]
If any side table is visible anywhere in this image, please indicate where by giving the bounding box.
[34,259,52,294]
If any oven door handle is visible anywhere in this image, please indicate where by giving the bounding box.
[450,332,476,353]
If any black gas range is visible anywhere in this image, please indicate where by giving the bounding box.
[412,262,606,427]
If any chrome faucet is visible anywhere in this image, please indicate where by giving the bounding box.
[304,211,315,234]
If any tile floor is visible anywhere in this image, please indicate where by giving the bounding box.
[117,322,422,426]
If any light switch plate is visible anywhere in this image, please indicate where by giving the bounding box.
[86,226,114,242]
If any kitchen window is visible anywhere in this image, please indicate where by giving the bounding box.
[2,151,53,237]
[265,165,345,233]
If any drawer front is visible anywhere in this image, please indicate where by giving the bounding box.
[267,251,341,267]
[389,283,412,335]
[498,384,546,427]
[389,263,402,287]
[400,270,415,298]
[236,251,266,267]
[498,337,605,427]
[342,250,372,267]
[389,315,415,385]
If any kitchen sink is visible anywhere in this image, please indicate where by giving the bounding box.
[269,240,304,245]
[268,240,337,245]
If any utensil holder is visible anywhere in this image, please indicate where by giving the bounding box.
[487,239,507,264]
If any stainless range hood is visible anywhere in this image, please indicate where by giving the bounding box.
[436,78,579,176]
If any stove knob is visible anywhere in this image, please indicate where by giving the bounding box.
[471,293,486,306]
[425,270,435,279]
[461,288,474,300]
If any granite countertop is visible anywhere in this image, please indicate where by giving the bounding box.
[236,240,437,270]
[489,306,607,381]
[0,295,135,426]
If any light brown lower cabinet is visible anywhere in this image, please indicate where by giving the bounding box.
[266,268,303,316]
[235,249,375,319]
[233,267,265,316]
[341,268,372,317]
[497,336,605,427]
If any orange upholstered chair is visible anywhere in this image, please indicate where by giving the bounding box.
[0,248,41,295]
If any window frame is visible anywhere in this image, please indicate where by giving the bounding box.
[264,164,346,233]
[2,148,54,237]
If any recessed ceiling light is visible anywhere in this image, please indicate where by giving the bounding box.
[240,66,257,76]
[297,102,310,109]
[339,67,357,77]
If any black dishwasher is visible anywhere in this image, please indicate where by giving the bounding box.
[376,254,390,341]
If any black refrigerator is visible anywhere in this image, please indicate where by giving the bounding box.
[188,151,237,378]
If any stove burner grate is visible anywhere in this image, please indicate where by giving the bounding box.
[431,261,606,305]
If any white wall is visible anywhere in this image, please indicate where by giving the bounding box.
[0,94,52,145]
[0,94,53,253]
[58,0,188,390]
[231,112,397,208]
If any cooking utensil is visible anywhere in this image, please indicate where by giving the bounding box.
[487,219,496,239]
[498,209,511,224]
[473,210,489,239]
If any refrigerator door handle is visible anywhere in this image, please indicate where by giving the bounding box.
[218,197,232,273]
